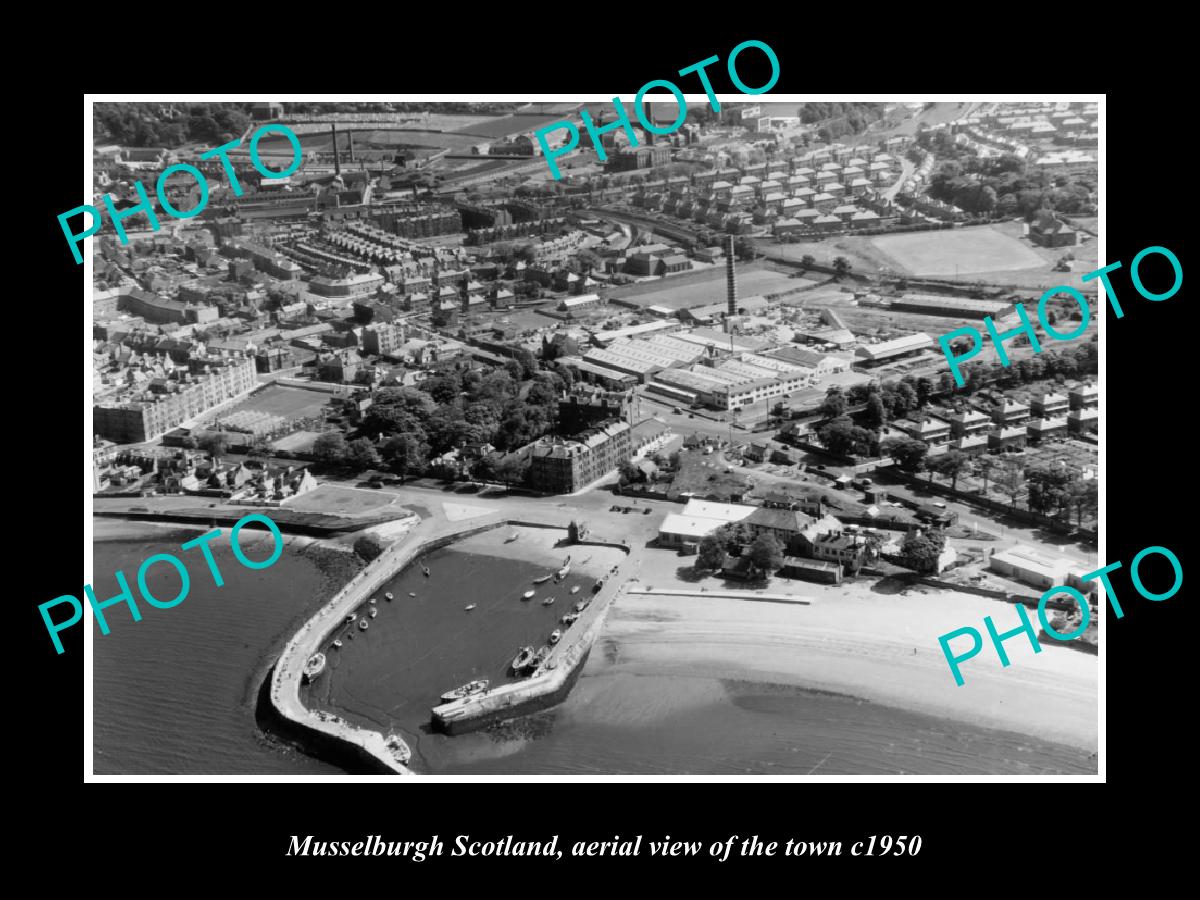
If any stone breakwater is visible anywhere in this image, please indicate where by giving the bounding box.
[268,511,630,773]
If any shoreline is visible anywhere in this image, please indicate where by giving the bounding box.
[592,586,1098,754]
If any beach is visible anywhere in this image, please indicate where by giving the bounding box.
[596,548,1098,753]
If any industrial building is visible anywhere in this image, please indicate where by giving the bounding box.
[853,333,933,366]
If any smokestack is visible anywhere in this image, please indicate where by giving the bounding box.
[725,234,738,318]
[348,131,355,163]
[331,123,341,176]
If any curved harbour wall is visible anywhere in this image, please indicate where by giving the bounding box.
[268,515,630,774]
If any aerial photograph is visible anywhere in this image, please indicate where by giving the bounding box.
[87,99,1100,776]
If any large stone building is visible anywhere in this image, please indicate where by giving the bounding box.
[93,356,257,444]
[529,420,632,494]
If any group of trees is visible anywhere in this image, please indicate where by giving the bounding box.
[919,132,1096,219]
[310,356,564,483]
[1026,465,1098,525]
[796,102,886,143]
[899,529,946,575]
[954,343,1098,393]
[696,526,786,579]
[94,103,253,148]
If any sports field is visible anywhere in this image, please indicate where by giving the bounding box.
[608,265,802,311]
[870,226,1046,276]
[223,385,331,422]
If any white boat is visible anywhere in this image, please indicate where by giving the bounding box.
[532,574,553,585]
[302,652,326,683]
[369,598,377,605]
[358,618,369,631]
[369,607,378,619]
[408,592,416,597]
[441,679,489,702]
[505,532,519,543]
[548,630,562,645]
[384,592,394,601]
[570,585,580,595]
[332,639,343,649]
[522,590,535,600]
[542,596,555,606]
[385,733,412,766]
[345,612,357,623]
[464,603,477,611]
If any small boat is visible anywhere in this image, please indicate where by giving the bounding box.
[422,566,431,577]
[570,585,581,595]
[464,603,477,611]
[345,612,358,623]
[332,639,343,649]
[302,652,326,683]
[542,596,555,606]
[441,679,489,702]
[555,565,570,581]
[408,592,416,598]
[549,629,562,645]
[384,592,394,601]
[358,618,369,631]
[385,733,411,766]
[368,607,378,619]
[533,645,552,667]
[511,646,535,673]
[560,613,578,626]
[592,579,604,593]
[369,598,377,605]
[532,574,553,585]
[505,532,519,543]
[574,599,590,613]
[522,590,536,600]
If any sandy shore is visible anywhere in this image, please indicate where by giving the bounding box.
[598,551,1098,752]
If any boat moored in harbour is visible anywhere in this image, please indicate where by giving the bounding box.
[541,596,555,606]
[302,652,326,683]
[560,613,578,625]
[522,590,536,600]
[548,629,562,645]
[464,603,477,611]
[532,573,553,585]
[358,618,369,631]
[345,612,358,623]
[570,585,580,595]
[332,639,343,649]
[511,646,536,673]
[440,679,490,702]
[368,607,378,619]
[384,592,394,601]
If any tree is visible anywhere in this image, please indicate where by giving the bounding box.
[346,437,382,472]
[820,385,847,418]
[832,256,852,279]
[818,416,872,458]
[863,393,887,430]
[381,433,428,482]
[696,534,727,571]
[930,450,970,491]
[899,529,945,575]
[1066,479,1098,528]
[800,254,816,271]
[197,432,229,462]
[312,431,347,467]
[494,454,530,493]
[993,461,1025,509]
[747,533,785,577]
[618,459,642,487]
[881,437,928,475]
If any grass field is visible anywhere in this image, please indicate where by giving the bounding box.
[225,385,332,422]
[870,226,1047,277]
[608,264,799,311]
[286,484,401,516]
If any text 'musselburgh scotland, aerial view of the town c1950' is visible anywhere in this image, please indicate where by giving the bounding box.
[89,99,1099,776]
